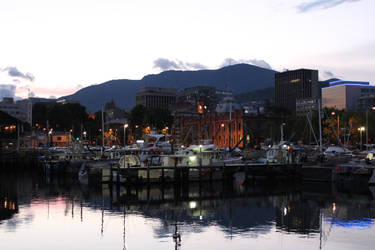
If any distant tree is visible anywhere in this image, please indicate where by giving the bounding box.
[32,102,91,139]
[146,108,173,130]
[129,105,147,128]
[32,103,48,128]
[47,104,73,131]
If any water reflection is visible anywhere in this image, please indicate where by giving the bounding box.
[1,172,375,249]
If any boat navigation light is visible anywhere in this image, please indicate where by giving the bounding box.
[189,201,197,209]
[189,156,197,162]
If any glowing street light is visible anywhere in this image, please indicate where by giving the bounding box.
[123,123,128,147]
[331,112,340,142]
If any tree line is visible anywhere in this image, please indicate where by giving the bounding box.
[32,102,173,144]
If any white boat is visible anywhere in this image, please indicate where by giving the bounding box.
[142,133,173,152]
[116,140,242,182]
[365,149,375,164]
[323,146,352,165]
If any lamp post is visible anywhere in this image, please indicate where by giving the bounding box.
[331,112,340,143]
[69,129,73,145]
[358,126,365,151]
[221,123,225,147]
[123,124,128,147]
[48,129,53,147]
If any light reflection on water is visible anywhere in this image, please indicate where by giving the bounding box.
[1,173,375,250]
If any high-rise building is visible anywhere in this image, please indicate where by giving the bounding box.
[358,95,375,111]
[136,87,177,109]
[275,69,319,113]
[0,97,32,125]
[322,80,375,110]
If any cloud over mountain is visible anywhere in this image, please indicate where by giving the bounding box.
[323,70,335,78]
[153,57,273,71]
[220,58,273,70]
[153,58,207,71]
[297,0,362,13]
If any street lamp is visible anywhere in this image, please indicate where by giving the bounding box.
[48,129,53,147]
[221,123,225,147]
[358,126,365,151]
[69,129,73,144]
[123,124,128,147]
[331,111,340,143]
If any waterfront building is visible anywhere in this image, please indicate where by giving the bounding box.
[176,86,218,113]
[358,95,375,111]
[51,132,72,147]
[275,69,319,113]
[215,96,241,113]
[105,100,128,125]
[29,97,57,105]
[216,89,234,102]
[322,80,375,110]
[0,110,22,151]
[175,110,244,148]
[136,87,177,109]
[241,101,265,115]
[296,98,318,116]
[0,97,32,125]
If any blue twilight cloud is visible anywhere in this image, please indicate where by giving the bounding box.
[297,0,362,13]
[324,70,335,78]
[153,58,207,71]
[1,66,35,81]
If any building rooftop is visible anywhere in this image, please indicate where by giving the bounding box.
[328,80,370,87]
[138,86,177,94]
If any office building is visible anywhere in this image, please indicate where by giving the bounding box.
[275,69,319,113]
[136,87,177,109]
[322,80,375,110]
[358,95,375,111]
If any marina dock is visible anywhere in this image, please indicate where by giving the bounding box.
[102,162,302,185]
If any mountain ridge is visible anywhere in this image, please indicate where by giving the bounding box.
[62,64,278,112]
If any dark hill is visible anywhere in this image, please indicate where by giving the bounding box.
[235,87,275,103]
[62,64,277,112]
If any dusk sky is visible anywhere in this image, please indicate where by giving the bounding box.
[0,0,374,99]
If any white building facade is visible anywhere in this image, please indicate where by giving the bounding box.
[0,97,32,124]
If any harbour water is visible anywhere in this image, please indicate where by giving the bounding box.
[1,172,375,250]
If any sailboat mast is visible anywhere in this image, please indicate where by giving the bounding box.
[101,104,105,156]
[229,97,232,149]
[318,99,323,155]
